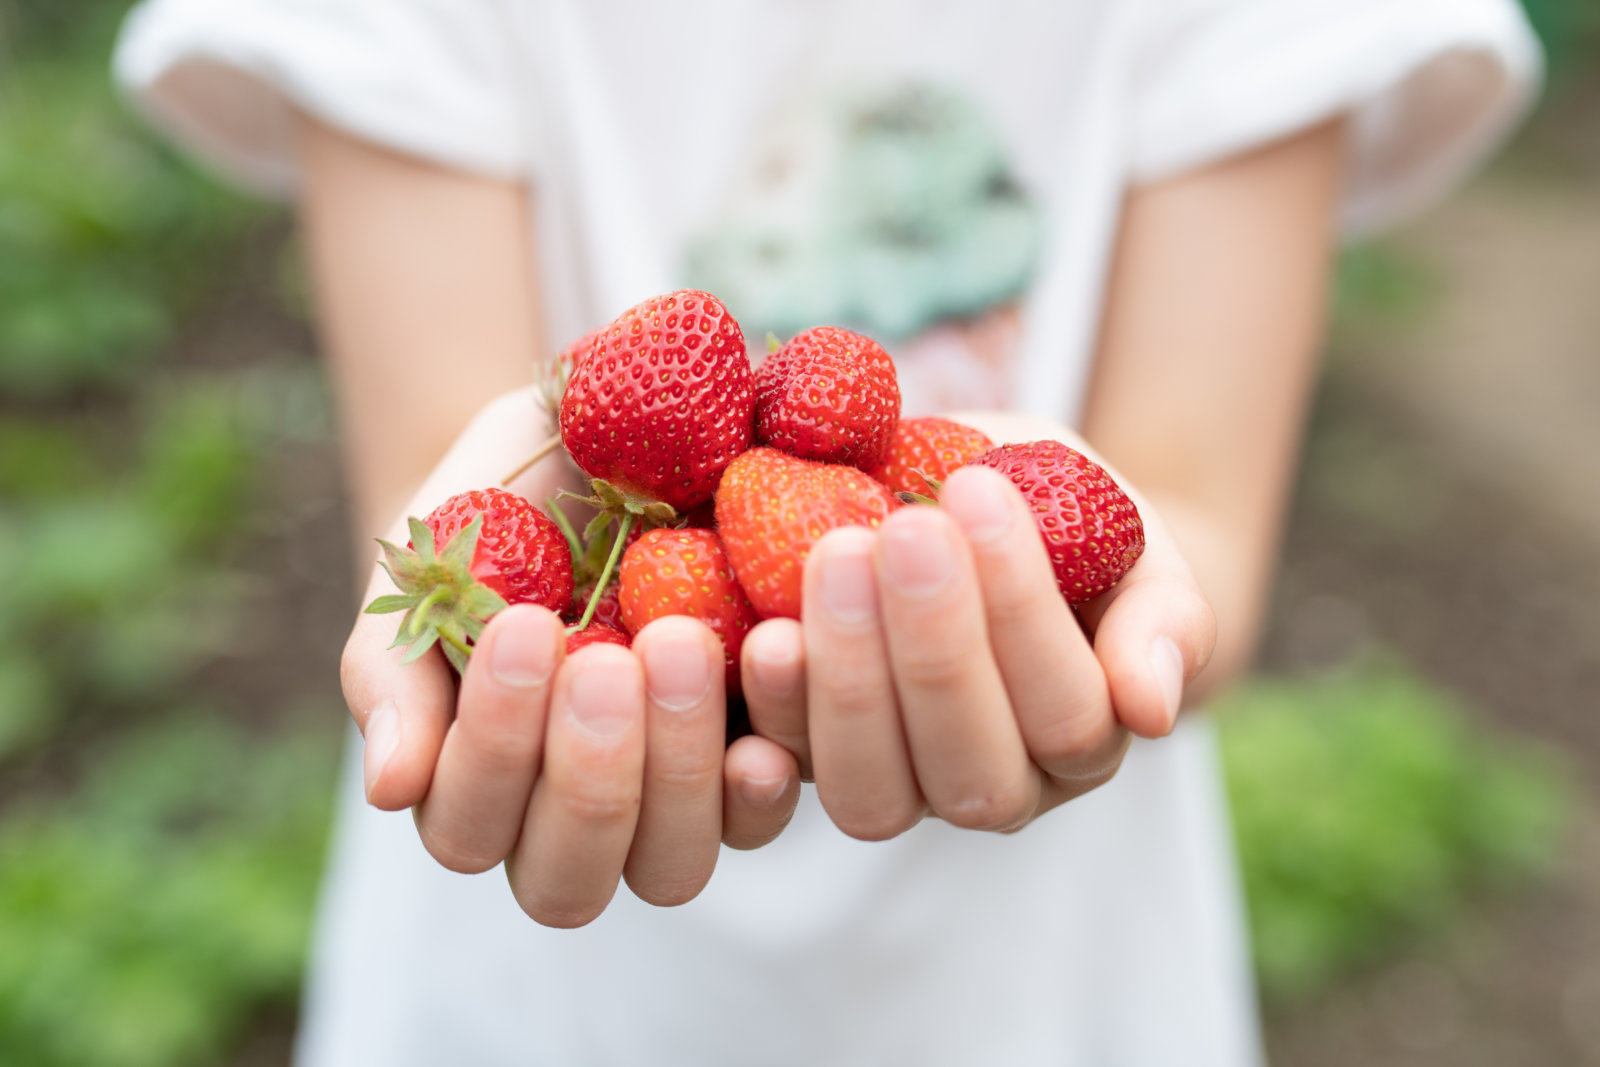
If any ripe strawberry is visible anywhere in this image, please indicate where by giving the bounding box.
[870,416,994,496]
[619,528,760,693]
[559,290,754,515]
[715,447,899,619]
[566,622,631,654]
[968,441,1144,603]
[366,487,573,672]
[756,326,900,470]
[566,581,624,632]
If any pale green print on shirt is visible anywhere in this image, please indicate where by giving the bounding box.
[685,83,1042,345]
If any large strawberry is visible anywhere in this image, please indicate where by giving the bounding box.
[366,487,573,672]
[755,326,900,470]
[619,528,760,692]
[715,447,899,619]
[968,441,1144,604]
[870,416,994,496]
[559,290,754,515]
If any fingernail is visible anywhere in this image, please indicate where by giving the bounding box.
[1149,636,1185,733]
[746,626,800,698]
[644,630,711,711]
[567,657,635,737]
[943,468,1016,544]
[490,609,557,688]
[740,774,790,806]
[819,537,878,624]
[879,515,956,598]
[362,701,400,800]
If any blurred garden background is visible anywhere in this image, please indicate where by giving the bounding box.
[0,1,1596,1063]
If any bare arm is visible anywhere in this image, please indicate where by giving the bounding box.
[304,117,802,925]
[1082,119,1346,702]
[299,117,547,549]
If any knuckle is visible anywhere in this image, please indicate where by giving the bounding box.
[892,646,968,692]
[421,833,501,876]
[816,673,890,718]
[647,760,721,794]
[627,873,710,909]
[1027,700,1115,767]
[934,785,1033,832]
[557,783,641,826]
[515,894,603,930]
[833,800,923,843]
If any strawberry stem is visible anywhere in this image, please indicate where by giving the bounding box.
[571,511,634,632]
[500,434,563,487]
[546,498,584,560]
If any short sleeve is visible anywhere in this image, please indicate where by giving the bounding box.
[1127,0,1542,236]
[114,0,529,197]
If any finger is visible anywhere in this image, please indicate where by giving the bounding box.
[508,645,646,928]
[740,618,811,778]
[342,566,457,811]
[411,605,563,873]
[721,734,802,850]
[623,616,726,907]
[874,505,1040,830]
[940,466,1127,786]
[1077,504,1217,738]
[803,527,924,841]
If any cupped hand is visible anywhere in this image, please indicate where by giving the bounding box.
[738,411,1216,839]
[340,387,801,927]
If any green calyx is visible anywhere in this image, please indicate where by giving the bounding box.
[895,468,944,506]
[556,478,679,634]
[364,514,508,674]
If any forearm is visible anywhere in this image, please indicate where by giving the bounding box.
[1081,119,1346,703]
[297,115,547,555]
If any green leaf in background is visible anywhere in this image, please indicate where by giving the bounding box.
[0,712,339,1067]
[1219,658,1573,1001]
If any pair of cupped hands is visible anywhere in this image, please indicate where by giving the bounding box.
[342,388,1216,928]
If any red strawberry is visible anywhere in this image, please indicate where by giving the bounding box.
[870,416,994,496]
[566,581,624,632]
[536,327,603,432]
[756,326,900,470]
[968,441,1144,603]
[567,622,632,654]
[619,528,760,693]
[559,290,754,515]
[715,447,899,619]
[366,487,573,672]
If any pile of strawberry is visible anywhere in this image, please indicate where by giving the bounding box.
[368,290,1145,693]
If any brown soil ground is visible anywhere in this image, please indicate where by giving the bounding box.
[1260,122,1600,1064]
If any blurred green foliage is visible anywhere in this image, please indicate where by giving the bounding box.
[0,715,336,1067]
[0,13,265,399]
[1219,661,1572,1001]
[1,6,336,1066]
[1520,0,1600,85]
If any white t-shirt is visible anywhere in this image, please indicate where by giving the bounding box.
[116,3,1538,1064]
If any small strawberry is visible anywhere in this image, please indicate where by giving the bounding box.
[566,581,624,632]
[567,622,632,654]
[715,447,899,619]
[968,441,1144,603]
[619,528,760,693]
[870,416,994,496]
[755,326,900,470]
[559,290,754,515]
[366,488,573,671]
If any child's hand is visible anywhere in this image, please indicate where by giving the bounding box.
[340,389,801,927]
[737,411,1217,838]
